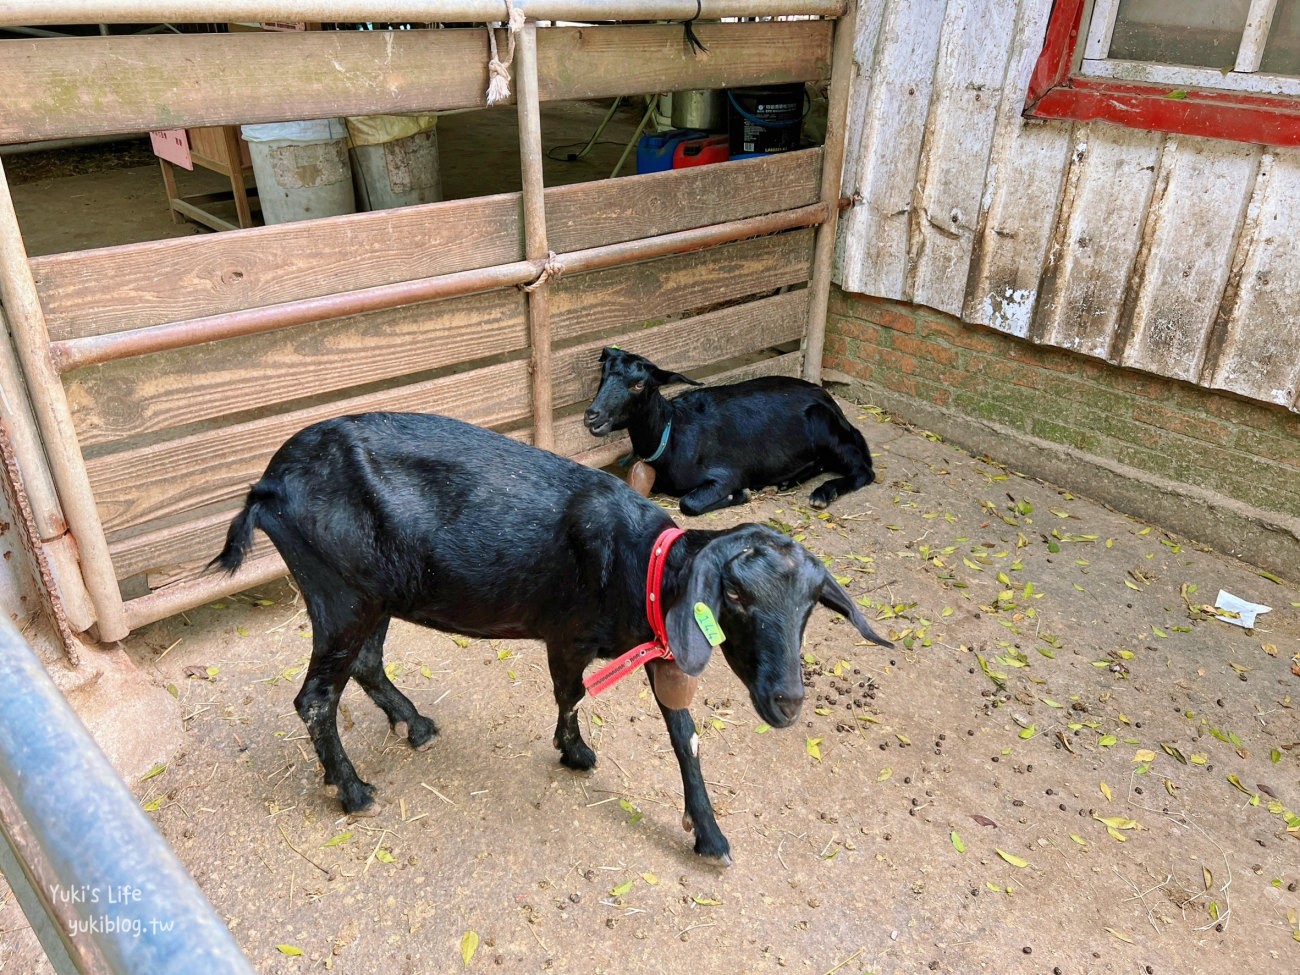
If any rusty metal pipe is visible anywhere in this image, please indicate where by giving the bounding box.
[50,259,540,374]
[51,203,831,375]
[556,202,831,277]
[802,0,857,385]
[122,555,287,632]
[516,22,555,451]
[0,156,127,641]
[0,2,848,29]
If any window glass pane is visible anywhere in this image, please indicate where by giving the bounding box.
[1108,0,1249,69]
[1260,1,1300,75]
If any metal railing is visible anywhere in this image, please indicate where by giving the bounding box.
[0,618,255,974]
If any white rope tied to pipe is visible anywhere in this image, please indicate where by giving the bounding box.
[521,251,564,292]
[485,0,527,106]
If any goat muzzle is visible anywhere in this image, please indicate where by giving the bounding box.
[583,408,612,437]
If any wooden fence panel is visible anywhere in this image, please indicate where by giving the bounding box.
[548,150,822,253]
[86,360,529,536]
[549,230,813,343]
[32,193,522,339]
[69,290,528,448]
[1,22,830,143]
[34,153,819,344]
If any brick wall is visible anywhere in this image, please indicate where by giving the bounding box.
[825,288,1300,579]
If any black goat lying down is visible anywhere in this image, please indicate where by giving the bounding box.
[214,412,891,864]
[584,347,877,515]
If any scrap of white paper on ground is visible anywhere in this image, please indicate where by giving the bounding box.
[1213,590,1272,629]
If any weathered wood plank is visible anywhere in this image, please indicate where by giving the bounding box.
[837,0,888,216]
[63,212,811,453]
[1207,149,1300,409]
[1,22,829,143]
[1114,138,1260,383]
[536,21,831,101]
[37,153,818,345]
[67,289,528,448]
[906,0,1020,316]
[108,506,266,584]
[552,289,809,410]
[554,351,805,458]
[837,0,947,300]
[85,360,530,535]
[1,29,488,143]
[548,150,822,254]
[963,0,1069,335]
[32,193,521,340]
[550,230,813,343]
[1030,125,1163,358]
[964,121,1072,336]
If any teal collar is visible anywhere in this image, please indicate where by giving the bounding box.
[643,421,672,463]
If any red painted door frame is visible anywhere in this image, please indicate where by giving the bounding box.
[1024,0,1300,147]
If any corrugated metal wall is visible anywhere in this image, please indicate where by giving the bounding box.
[835,0,1300,414]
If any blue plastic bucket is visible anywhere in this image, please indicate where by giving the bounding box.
[726,84,807,159]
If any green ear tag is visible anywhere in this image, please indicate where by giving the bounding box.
[693,603,725,647]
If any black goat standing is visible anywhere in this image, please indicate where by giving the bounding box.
[214,413,892,864]
[584,347,877,515]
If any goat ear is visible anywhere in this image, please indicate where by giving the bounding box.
[665,544,725,676]
[818,568,894,649]
[651,366,703,388]
[599,347,613,363]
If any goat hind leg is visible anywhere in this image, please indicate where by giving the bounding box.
[349,617,438,750]
[295,594,385,815]
[295,660,378,815]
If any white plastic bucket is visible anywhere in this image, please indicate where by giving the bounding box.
[240,119,355,225]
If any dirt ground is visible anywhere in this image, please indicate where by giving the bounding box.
[8,406,1299,975]
[1,112,1299,975]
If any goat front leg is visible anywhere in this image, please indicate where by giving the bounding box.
[679,476,749,517]
[648,672,731,864]
[547,646,597,771]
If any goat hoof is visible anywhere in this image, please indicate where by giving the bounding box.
[338,782,379,817]
[347,799,384,820]
[559,746,597,772]
[396,717,438,750]
[808,494,830,510]
[693,841,733,867]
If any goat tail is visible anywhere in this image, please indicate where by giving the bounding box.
[208,484,275,574]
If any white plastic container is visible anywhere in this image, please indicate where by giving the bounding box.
[240,118,355,225]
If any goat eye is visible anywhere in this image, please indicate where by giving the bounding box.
[630,381,645,392]
[724,589,742,603]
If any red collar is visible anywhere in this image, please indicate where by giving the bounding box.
[583,526,685,696]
